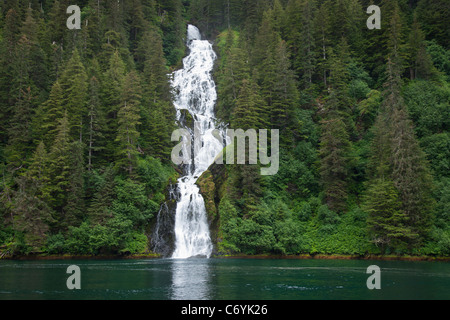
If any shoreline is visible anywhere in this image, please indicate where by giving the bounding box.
[2,253,449,262]
[213,254,450,262]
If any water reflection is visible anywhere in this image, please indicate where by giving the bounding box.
[170,258,213,300]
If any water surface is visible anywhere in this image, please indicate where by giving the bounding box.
[0,258,448,300]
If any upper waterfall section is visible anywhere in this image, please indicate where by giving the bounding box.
[171,25,218,119]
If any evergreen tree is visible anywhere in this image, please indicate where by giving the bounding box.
[406,15,439,80]
[116,71,142,175]
[87,165,116,226]
[83,0,105,59]
[125,0,148,52]
[26,141,52,204]
[157,0,185,66]
[63,141,86,230]
[12,139,54,250]
[242,0,268,41]
[11,175,54,251]
[324,37,356,139]
[103,50,126,117]
[5,87,35,170]
[231,78,267,130]
[364,177,416,252]
[252,14,298,138]
[87,76,105,171]
[416,0,450,49]
[10,7,48,105]
[251,12,279,78]
[33,81,64,147]
[144,104,173,160]
[48,112,72,225]
[100,29,129,69]
[106,0,126,36]
[319,117,351,213]
[390,101,435,240]
[47,0,68,46]
[365,10,436,247]
[142,0,158,24]
[265,0,286,36]
[138,28,171,103]
[2,8,21,59]
[285,0,316,88]
[270,40,299,143]
[216,30,250,122]
[314,0,332,89]
[0,8,22,144]
[102,50,126,162]
[331,0,364,57]
[59,48,88,142]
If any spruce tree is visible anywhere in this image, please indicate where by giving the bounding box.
[12,175,54,251]
[13,140,55,250]
[87,76,105,171]
[88,165,115,226]
[144,104,173,160]
[116,71,142,175]
[231,78,267,130]
[33,81,64,147]
[26,141,52,205]
[59,48,88,142]
[325,37,357,140]
[47,0,67,46]
[125,0,148,51]
[314,0,332,89]
[48,112,72,226]
[286,0,316,88]
[0,8,22,144]
[406,15,439,81]
[216,31,250,122]
[364,177,416,252]
[252,14,298,139]
[103,51,126,119]
[265,39,300,146]
[139,28,171,103]
[319,117,351,213]
[102,50,126,162]
[83,0,105,59]
[63,141,86,230]
[5,87,34,170]
[365,7,436,248]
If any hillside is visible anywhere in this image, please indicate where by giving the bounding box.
[0,0,449,258]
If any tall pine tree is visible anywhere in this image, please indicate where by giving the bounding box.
[365,6,436,249]
[116,71,142,175]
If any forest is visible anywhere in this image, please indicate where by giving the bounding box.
[0,0,449,258]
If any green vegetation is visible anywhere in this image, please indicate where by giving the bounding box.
[0,0,449,258]
[204,0,449,257]
[0,0,181,256]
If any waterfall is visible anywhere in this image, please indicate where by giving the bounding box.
[170,25,224,259]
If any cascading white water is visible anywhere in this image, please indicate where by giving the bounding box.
[170,25,224,259]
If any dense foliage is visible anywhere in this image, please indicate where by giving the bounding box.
[0,0,449,257]
[0,0,181,256]
[206,0,449,256]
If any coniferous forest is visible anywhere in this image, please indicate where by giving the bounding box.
[0,0,449,258]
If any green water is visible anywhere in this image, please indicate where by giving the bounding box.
[0,258,448,300]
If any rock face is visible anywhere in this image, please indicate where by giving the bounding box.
[196,161,229,249]
[150,184,179,257]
